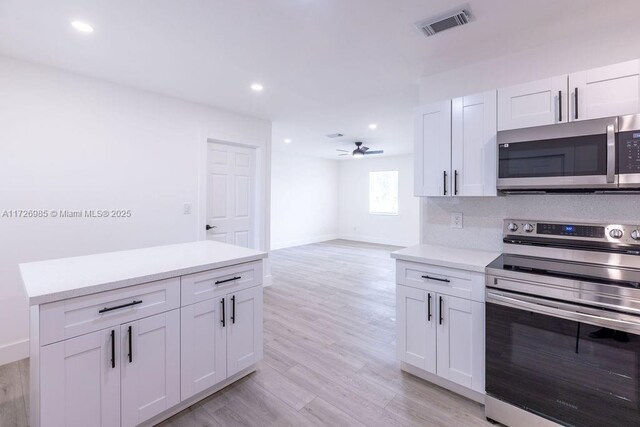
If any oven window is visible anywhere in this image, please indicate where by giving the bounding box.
[486,302,640,426]
[499,134,607,179]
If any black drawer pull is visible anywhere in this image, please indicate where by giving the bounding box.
[421,275,450,283]
[99,300,143,314]
[215,276,241,285]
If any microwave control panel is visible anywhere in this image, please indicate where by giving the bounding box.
[618,131,640,174]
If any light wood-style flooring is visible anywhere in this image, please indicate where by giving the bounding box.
[0,240,490,427]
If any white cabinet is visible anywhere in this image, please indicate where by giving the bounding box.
[181,298,227,399]
[569,59,640,121]
[414,100,451,196]
[498,75,568,130]
[180,275,263,400]
[227,286,263,376]
[40,328,121,427]
[414,94,496,197]
[396,285,436,373]
[121,310,180,427]
[396,261,485,398]
[436,296,484,393]
[451,92,497,196]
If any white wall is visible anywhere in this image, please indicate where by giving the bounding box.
[270,151,339,249]
[419,17,640,253]
[0,56,271,365]
[339,154,419,247]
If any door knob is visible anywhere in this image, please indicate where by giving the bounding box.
[206,225,217,231]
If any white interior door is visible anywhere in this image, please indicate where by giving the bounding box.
[206,142,256,248]
[120,310,180,427]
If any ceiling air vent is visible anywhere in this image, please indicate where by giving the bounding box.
[415,7,471,37]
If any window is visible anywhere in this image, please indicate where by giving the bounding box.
[369,171,398,215]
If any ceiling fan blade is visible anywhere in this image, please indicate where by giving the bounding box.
[336,149,350,152]
[364,150,384,155]
[361,146,370,152]
[338,153,349,156]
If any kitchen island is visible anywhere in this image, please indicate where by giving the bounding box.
[20,240,267,427]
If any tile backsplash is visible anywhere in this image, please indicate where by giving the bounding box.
[422,195,640,252]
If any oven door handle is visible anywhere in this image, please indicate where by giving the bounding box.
[486,290,640,335]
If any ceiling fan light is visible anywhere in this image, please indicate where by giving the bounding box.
[353,151,364,158]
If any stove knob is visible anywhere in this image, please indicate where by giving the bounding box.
[523,223,534,233]
[631,230,640,241]
[507,223,518,232]
[609,228,624,239]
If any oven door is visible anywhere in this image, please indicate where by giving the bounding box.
[497,117,617,191]
[486,289,640,427]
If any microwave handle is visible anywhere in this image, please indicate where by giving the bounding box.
[606,124,615,183]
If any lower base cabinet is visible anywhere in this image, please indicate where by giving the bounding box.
[40,310,180,427]
[396,281,485,395]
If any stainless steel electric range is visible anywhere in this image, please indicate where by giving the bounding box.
[485,219,640,427]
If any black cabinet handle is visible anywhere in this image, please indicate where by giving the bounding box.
[99,300,142,314]
[110,330,115,369]
[421,275,451,283]
[443,171,448,195]
[215,276,241,285]
[439,296,444,325]
[127,326,133,363]
[221,298,226,327]
[206,225,217,230]
[231,295,236,324]
[558,90,563,122]
[427,293,432,321]
[454,170,458,195]
[575,87,579,120]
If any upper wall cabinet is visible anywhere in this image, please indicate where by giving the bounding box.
[414,93,497,197]
[414,100,452,197]
[452,91,497,196]
[569,59,640,122]
[497,75,568,131]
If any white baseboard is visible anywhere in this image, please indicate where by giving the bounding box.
[337,234,416,248]
[0,338,29,366]
[270,234,338,250]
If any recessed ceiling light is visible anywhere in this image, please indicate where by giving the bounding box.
[71,21,94,33]
[251,83,264,92]
[284,139,292,144]
[369,123,378,130]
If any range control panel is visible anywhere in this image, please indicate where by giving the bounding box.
[503,219,640,245]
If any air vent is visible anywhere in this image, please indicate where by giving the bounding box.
[415,7,471,37]
[326,133,344,139]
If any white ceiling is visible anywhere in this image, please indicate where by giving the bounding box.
[0,0,631,159]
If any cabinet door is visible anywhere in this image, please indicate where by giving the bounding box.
[452,91,497,196]
[396,285,437,373]
[40,328,120,427]
[414,100,452,196]
[227,286,263,377]
[498,75,568,130]
[436,295,484,393]
[121,310,180,427]
[570,59,640,121]
[181,298,227,400]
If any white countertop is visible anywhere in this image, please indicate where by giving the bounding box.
[20,241,267,305]
[391,244,500,273]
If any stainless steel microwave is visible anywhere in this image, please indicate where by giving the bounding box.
[497,114,640,192]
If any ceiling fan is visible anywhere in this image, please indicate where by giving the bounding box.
[337,141,384,158]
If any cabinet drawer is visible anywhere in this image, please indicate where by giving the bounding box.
[40,278,180,346]
[181,261,262,306]
[396,261,484,302]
